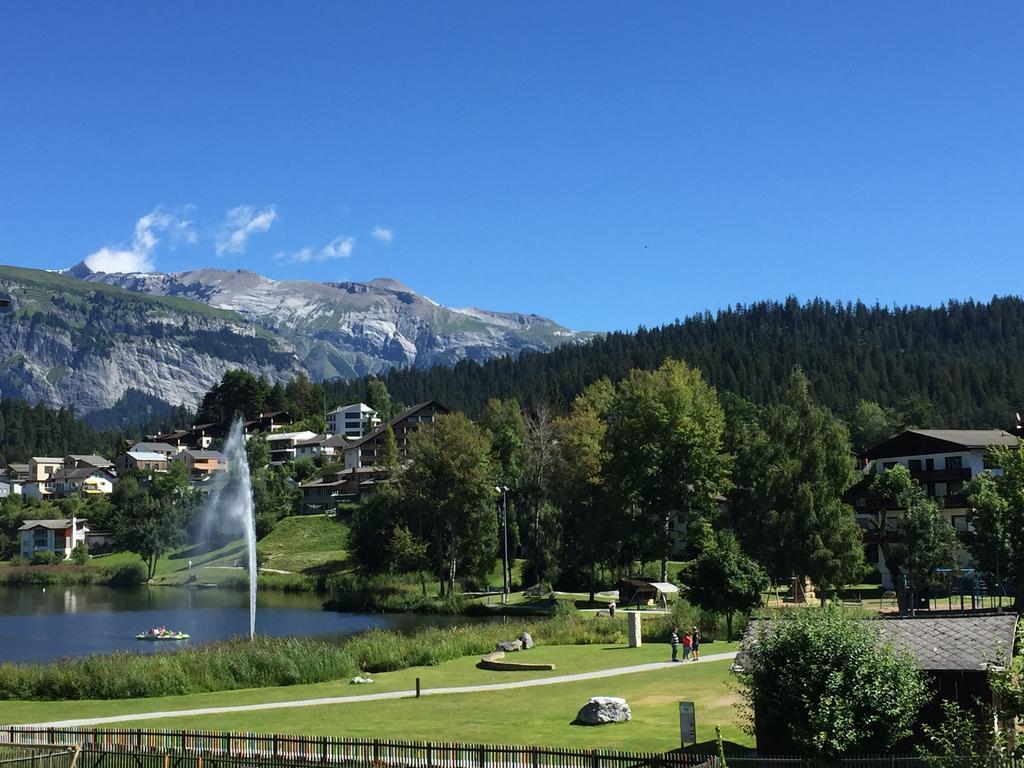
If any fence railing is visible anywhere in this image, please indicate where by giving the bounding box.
[0,743,79,768]
[0,727,1012,768]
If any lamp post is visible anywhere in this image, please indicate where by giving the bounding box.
[495,485,510,603]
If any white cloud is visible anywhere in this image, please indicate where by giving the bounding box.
[84,208,196,274]
[216,205,277,256]
[276,235,355,263]
[371,226,393,243]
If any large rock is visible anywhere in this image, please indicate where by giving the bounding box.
[519,631,534,649]
[576,697,632,725]
[496,639,523,652]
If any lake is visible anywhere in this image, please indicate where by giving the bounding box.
[0,585,483,664]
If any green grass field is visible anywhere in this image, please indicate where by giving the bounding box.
[258,515,349,574]
[0,642,747,752]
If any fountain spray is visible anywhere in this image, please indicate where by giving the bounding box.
[204,418,257,639]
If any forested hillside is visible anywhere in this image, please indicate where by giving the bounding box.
[324,297,1024,428]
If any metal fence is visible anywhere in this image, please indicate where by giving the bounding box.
[0,743,79,768]
[0,728,1008,768]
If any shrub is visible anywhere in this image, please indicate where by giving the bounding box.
[31,550,60,566]
[70,542,89,565]
[735,606,927,758]
[104,561,146,587]
[7,555,28,567]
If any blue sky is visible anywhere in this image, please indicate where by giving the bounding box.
[1,3,1022,332]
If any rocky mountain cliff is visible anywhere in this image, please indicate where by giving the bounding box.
[71,264,590,381]
[0,265,303,414]
[0,263,588,416]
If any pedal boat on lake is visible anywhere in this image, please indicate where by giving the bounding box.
[135,628,190,641]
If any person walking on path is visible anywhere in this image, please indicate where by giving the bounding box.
[682,630,693,661]
[670,626,680,662]
[691,626,700,661]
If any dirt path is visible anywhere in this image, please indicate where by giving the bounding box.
[22,651,739,728]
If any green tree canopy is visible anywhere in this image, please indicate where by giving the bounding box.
[871,464,959,612]
[400,413,498,595]
[736,607,927,757]
[731,369,864,594]
[606,359,732,581]
[679,520,767,640]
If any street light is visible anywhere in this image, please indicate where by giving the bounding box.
[495,485,510,604]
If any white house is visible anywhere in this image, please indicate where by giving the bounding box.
[49,467,116,498]
[294,433,350,461]
[326,403,380,438]
[19,518,90,560]
[846,428,1019,588]
[266,431,318,466]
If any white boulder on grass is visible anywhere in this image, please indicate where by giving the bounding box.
[576,696,632,725]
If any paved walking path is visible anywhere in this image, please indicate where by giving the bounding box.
[22,650,739,729]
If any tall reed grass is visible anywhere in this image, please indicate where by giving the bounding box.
[0,613,627,701]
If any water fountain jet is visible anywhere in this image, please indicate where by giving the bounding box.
[203,418,257,639]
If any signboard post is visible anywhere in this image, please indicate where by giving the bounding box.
[679,702,696,746]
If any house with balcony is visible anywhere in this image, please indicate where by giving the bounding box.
[129,441,180,459]
[266,431,318,466]
[326,403,380,438]
[172,449,228,478]
[299,466,386,513]
[342,401,448,470]
[19,518,90,560]
[844,428,1019,588]
[49,467,116,498]
[116,450,170,474]
[64,454,114,472]
[294,433,351,461]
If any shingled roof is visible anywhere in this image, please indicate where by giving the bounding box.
[878,614,1017,670]
[735,614,1017,673]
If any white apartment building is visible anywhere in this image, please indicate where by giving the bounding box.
[326,403,380,439]
[846,429,1019,588]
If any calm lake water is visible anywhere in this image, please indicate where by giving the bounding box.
[0,586,483,664]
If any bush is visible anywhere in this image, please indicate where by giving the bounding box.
[104,561,146,587]
[70,542,89,565]
[31,550,60,566]
[735,606,927,758]
[7,555,28,567]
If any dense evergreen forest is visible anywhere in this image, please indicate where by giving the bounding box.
[0,399,122,467]
[324,296,1024,428]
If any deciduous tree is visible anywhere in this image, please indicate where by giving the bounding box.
[606,360,732,582]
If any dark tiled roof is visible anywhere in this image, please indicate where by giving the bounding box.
[735,614,1018,673]
[879,615,1017,670]
[343,401,446,451]
[131,442,177,453]
[67,455,113,467]
[50,467,114,481]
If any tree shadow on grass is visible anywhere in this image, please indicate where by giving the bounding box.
[302,559,350,576]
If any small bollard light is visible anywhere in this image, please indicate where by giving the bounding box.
[416,677,421,698]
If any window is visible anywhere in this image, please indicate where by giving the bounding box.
[950,515,969,533]
[883,461,898,471]
[945,456,963,470]
[926,458,935,471]
[908,459,922,471]
[947,480,963,496]
[927,483,936,497]
[856,497,867,508]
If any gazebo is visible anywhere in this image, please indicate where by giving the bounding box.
[617,579,679,610]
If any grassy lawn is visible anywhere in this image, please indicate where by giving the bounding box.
[258,516,349,575]
[0,641,744,751]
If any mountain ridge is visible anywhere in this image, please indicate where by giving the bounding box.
[0,262,590,416]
